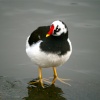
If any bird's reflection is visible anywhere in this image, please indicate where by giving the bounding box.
[23,83,66,100]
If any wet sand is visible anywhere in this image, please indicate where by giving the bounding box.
[0,0,100,100]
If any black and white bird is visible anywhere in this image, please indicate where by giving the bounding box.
[26,20,72,87]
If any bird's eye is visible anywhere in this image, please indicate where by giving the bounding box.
[56,28,61,32]
[55,25,61,32]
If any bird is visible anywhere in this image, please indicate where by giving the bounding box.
[26,20,72,87]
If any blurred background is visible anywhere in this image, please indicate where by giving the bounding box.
[0,0,100,100]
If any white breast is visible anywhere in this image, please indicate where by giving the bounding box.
[26,36,72,68]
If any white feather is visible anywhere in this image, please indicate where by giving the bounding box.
[52,20,67,36]
[26,36,72,68]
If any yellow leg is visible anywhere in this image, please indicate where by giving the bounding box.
[52,67,58,84]
[38,67,44,87]
[28,67,44,87]
[52,67,71,86]
[28,67,51,87]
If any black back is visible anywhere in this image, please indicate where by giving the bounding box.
[28,26,50,46]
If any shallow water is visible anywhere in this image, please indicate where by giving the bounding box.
[0,0,100,100]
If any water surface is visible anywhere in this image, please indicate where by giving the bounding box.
[0,0,100,100]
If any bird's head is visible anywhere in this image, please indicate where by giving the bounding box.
[46,20,68,37]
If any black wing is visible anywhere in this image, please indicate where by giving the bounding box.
[28,26,50,46]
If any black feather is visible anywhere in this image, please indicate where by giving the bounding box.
[28,26,50,46]
[40,33,70,56]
